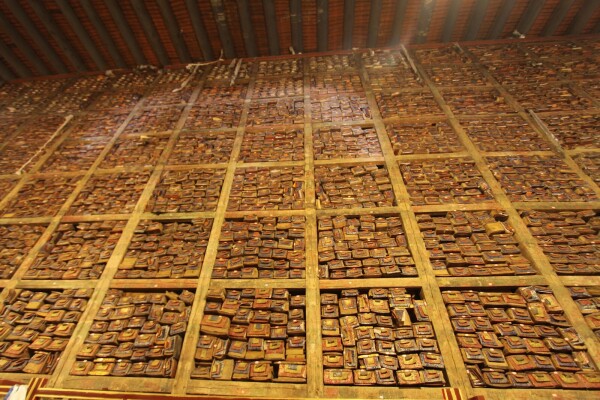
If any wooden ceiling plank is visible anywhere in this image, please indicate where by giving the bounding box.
[56,0,108,71]
[542,0,575,36]
[464,0,490,41]
[0,12,50,75]
[185,0,215,61]
[81,0,126,68]
[367,0,383,48]
[4,0,68,73]
[0,58,16,81]
[389,0,409,45]
[568,0,600,35]
[289,0,303,52]
[415,0,437,44]
[210,0,236,59]
[317,0,328,52]
[157,0,192,63]
[342,0,355,49]
[104,0,147,65]
[0,39,31,77]
[516,0,546,35]
[488,0,517,38]
[130,0,170,66]
[236,0,258,57]
[442,0,462,42]
[262,0,280,55]
[27,0,87,71]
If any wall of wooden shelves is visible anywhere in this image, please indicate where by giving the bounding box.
[0,37,598,400]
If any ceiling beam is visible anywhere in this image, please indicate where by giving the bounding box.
[0,13,50,75]
[367,0,382,48]
[185,0,214,60]
[517,0,546,35]
[464,0,490,41]
[131,0,170,66]
[4,0,67,73]
[442,0,461,42]
[342,0,355,49]
[157,0,191,63]
[568,0,600,35]
[488,0,516,38]
[236,0,258,57]
[105,0,147,65]
[262,0,280,55]
[0,60,16,81]
[289,0,303,52]
[389,0,408,45]
[27,0,87,71]
[0,40,31,77]
[542,0,575,36]
[80,0,126,68]
[317,0,328,52]
[415,0,436,44]
[210,0,236,58]
[56,0,108,71]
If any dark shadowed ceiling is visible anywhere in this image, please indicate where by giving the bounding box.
[0,0,599,82]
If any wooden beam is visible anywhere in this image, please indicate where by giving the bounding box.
[236,0,258,57]
[342,0,355,49]
[415,0,436,44]
[442,0,462,42]
[210,0,236,59]
[367,0,383,48]
[389,0,408,45]
[290,0,303,52]
[0,39,31,77]
[542,0,575,36]
[0,12,50,75]
[0,59,16,81]
[262,0,280,55]
[317,0,328,52]
[131,0,170,66]
[567,0,600,34]
[105,0,147,65]
[27,0,87,71]
[488,0,516,38]
[185,0,215,60]
[5,0,67,73]
[516,0,546,35]
[80,0,126,68]
[56,0,108,71]
[157,0,192,63]
[464,0,490,40]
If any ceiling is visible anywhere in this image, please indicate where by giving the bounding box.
[0,0,599,82]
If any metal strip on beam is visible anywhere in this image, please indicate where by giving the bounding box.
[317,0,328,52]
[27,0,87,71]
[367,0,383,48]
[210,0,236,58]
[0,13,50,75]
[415,0,436,44]
[81,0,126,68]
[342,0,355,49]
[442,0,461,42]
[517,0,546,35]
[464,0,490,40]
[185,0,215,60]
[157,0,192,63]
[568,0,600,35]
[4,0,67,73]
[0,60,16,81]
[56,0,108,71]
[131,0,170,66]
[236,0,258,57]
[542,0,575,36]
[488,0,516,38]
[389,0,408,45]
[105,0,147,65]
[289,0,303,52]
[262,0,280,55]
[0,40,31,77]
